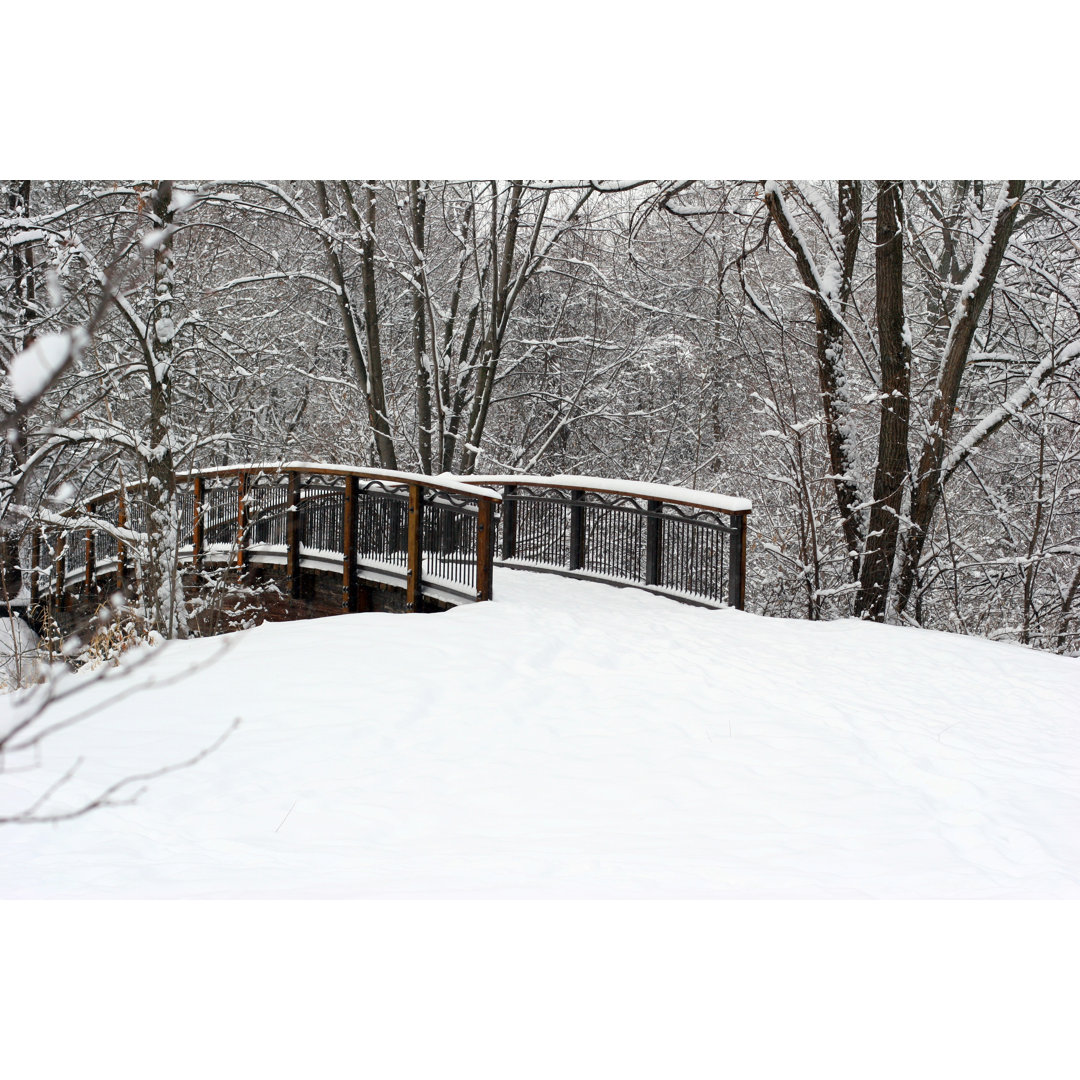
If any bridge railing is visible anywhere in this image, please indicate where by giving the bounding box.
[44,463,500,611]
[456,475,751,609]
[34,466,750,614]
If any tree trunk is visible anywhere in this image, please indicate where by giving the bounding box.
[895,180,1026,616]
[763,182,864,578]
[460,182,524,473]
[2,182,34,597]
[144,180,187,638]
[856,181,911,619]
[409,181,434,473]
[315,181,398,468]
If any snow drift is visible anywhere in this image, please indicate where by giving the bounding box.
[1,568,1077,898]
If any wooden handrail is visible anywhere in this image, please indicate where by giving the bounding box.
[85,462,501,511]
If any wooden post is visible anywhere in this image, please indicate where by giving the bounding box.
[342,475,359,612]
[28,526,40,606]
[192,476,204,568]
[54,530,66,611]
[84,527,95,597]
[500,484,517,560]
[568,488,586,572]
[476,497,495,602]
[406,483,424,612]
[285,471,302,599]
[728,511,747,611]
[236,472,248,571]
[645,500,663,587]
[116,496,127,592]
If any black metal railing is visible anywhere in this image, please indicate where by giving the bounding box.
[246,482,293,548]
[467,475,750,609]
[203,484,239,549]
[509,487,571,569]
[423,490,481,593]
[299,488,345,554]
[355,482,409,570]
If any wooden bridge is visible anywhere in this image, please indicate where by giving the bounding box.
[20,463,751,623]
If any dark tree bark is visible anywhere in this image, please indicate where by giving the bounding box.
[5,181,34,467]
[408,181,434,473]
[1,182,35,596]
[342,180,396,469]
[856,181,911,620]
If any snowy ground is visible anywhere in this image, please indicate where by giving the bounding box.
[1,568,1078,898]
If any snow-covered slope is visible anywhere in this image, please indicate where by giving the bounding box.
[2,568,1077,897]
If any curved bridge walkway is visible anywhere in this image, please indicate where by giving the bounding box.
[27,463,751,619]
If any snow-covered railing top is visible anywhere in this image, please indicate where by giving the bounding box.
[86,461,501,509]
[454,474,750,515]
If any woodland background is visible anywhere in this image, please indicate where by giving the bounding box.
[2,179,1077,651]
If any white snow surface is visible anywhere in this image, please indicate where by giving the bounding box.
[456,474,751,513]
[2,568,1077,898]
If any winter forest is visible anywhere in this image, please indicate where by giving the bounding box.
[2,179,1078,652]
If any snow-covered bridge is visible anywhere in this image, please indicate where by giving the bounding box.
[31,464,751,622]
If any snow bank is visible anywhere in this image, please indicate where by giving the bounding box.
[1,569,1076,897]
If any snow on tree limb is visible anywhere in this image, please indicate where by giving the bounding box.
[942,340,1080,483]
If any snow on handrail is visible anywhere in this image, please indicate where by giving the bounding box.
[85,462,501,509]
[452,474,751,515]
